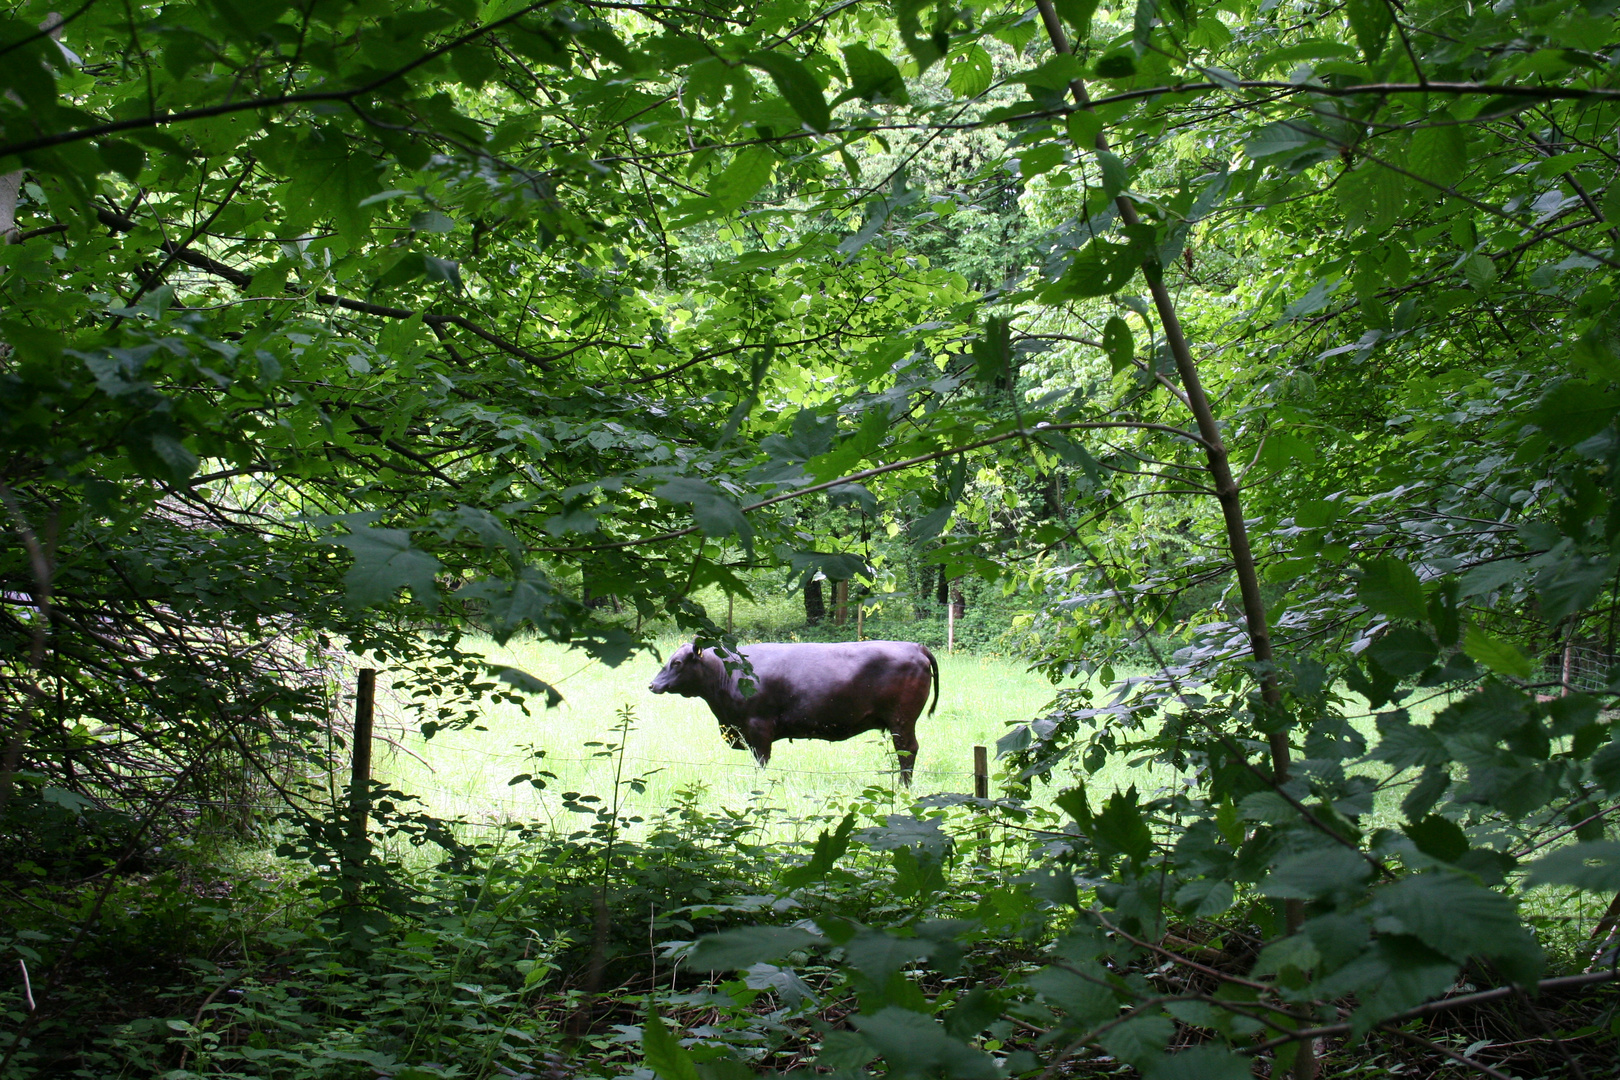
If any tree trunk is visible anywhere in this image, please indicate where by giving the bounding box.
[833,579,849,626]
[1035,2,1304,1074]
[950,583,965,620]
[803,579,825,625]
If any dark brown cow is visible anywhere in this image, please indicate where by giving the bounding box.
[647,640,939,784]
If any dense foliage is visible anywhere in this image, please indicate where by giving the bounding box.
[5,0,1620,1077]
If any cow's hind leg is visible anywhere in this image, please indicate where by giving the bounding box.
[892,726,918,787]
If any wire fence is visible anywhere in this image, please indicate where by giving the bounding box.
[1545,641,1617,694]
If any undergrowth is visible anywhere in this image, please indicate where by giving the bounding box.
[3,771,1615,1080]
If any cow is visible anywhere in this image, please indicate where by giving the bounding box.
[647,640,939,785]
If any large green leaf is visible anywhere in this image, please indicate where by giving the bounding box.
[946,44,993,98]
[1345,0,1392,59]
[841,43,908,104]
[642,1007,701,1080]
[1409,112,1468,188]
[1357,558,1427,622]
[1375,872,1540,976]
[1525,841,1620,892]
[1261,846,1372,900]
[852,1007,1000,1079]
[686,926,824,971]
[744,51,830,132]
[654,478,754,554]
[333,527,441,608]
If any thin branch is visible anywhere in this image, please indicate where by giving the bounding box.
[1241,971,1619,1054]
[534,419,1209,555]
[0,1,565,158]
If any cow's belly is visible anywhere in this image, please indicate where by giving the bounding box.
[775,706,885,741]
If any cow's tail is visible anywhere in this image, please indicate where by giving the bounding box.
[922,644,939,717]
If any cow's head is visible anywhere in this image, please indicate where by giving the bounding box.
[647,643,712,697]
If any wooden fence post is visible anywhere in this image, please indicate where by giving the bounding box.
[345,669,376,894]
[947,598,955,654]
[973,744,989,863]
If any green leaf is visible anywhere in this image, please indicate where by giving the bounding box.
[654,478,754,554]
[1051,0,1101,34]
[1536,555,1613,624]
[946,44,993,98]
[1102,315,1134,375]
[1345,0,1392,60]
[1045,239,1138,299]
[842,43,907,104]
[1261,846,1373,899]
[1358,558,1427,622]
[1091,787,1152,862]
[1373,714,1450,770]
[1462,253,1497,290]
[1026,964,1116,1025]
[1409,114,1467,188]
[333,527,442,608]
[1591,739,1620,793]
[1366,627,1438,678]
[1376,872,1540,973]
[944,986,1005,1041]
[1462,626,1533,680]
[972,316,1010,384]
[1095,150,1128,196]
[642,1007,701,1080]
[1094,52,1135,78]
[97,140,146,182]
[1530,380,1620,446]
[712,147,776,211]
[778,812,855,891]
[1245,121,1322,160]
[1338,164,1407,233]
[1402,815,1469,863]
[745,52,831,133]
[1525,841,1620,892]
[1602,182,1620,227]
[686,926,824,970]
[852,1007,1000,1079]
[1144,1046,1255,1080]
[815,1031,877,1070]
[843,927,934,983]
[493,666,562,707]
[1098,1015,1174,1068]
[1066,110,1101,148]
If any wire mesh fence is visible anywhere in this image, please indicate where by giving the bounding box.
[1544,641,1617,694]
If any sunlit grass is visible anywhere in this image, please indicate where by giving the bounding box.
[369,635,1180,842]
[366,627,1464,846]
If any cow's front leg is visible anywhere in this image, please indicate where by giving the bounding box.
[892,727,918,787]
[746,718,774,768]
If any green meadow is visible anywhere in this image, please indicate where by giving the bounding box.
[369,635,1141,838]
[368,627,1458,845]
